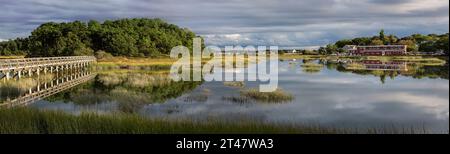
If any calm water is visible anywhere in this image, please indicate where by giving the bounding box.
[1,59,449,132]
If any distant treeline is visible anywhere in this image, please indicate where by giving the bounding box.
[0,18,199,57]
[317,30,449,55]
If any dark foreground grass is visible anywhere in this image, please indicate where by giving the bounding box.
[0,108,335,134]
[0,108,436,134]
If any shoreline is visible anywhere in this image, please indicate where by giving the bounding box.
[1,107,444,134]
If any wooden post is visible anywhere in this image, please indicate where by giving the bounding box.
[6,71,10,80]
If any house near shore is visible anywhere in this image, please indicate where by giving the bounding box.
[281,49,299,54]
[343,45,407,56]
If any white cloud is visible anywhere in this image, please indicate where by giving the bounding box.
[0,0,448,46]
[394,0,448,13]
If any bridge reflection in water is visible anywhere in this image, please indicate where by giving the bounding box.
[0,70,96,108]
[344,60,408,71]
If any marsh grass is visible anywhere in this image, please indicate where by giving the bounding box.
[301,63,324,68]
[96,56,255,72]
[223,81,245,87]
[108,86,168,113]
[301,62,324,73]
[0,108,437,134]
[0,108,333,134]
[97,72,171,87]
[183,94,208,102]
[124,73,171,87]
[240,88,294,103]
[183,88,211,102]
[0,108,340,134]
[0,73,54,102]
[96,64,172,71]
[96,57,175,71]
[222,96,253,104]
[0,56,25,59]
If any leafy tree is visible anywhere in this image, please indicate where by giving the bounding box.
[326,44,338,53]
[397,39,417,52]
[435,34,449,54]
[0,18,200,57]
[335,39,353,48]
[379,29,387,44]
[351,37,371,46]
[387,34,398,44]
[318,47,327,55]
[370,39,384,45]
[419,41,436,52]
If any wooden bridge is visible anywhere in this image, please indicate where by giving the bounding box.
[0,56,96,80]
[0,71,96,108]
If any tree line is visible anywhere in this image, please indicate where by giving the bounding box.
[0,18,199,57]
[317,30,449,55]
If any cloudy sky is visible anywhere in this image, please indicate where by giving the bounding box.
[0,0,448,48]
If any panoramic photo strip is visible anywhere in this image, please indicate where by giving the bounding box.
[0,0,448,153]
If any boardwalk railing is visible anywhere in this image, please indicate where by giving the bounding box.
[0,56,96,80]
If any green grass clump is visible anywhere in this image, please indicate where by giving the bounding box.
[301,63,323,68]
[223,81,245,87]
[240,88,294,103]
[184,94,208,102]
[222,96,253,104]
[0,108,337,134]
[301,63,324,73]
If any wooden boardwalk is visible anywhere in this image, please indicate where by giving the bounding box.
[0,56,96,80]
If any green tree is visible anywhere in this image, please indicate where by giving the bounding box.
[335,39,353,48]
[318,47,327,55]
[351,37,371,45]
[325,44,338,54]
[435,34,449,54]
[387,34,398,44]
[4,18,200,57]
[379,29,386,44]
[397,39,418,52]
[370,39,384,45]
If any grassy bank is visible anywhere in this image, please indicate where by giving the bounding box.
[0,108,336,134]
[0,108,436,134]
[0,108,435,134]
[0,56,25,59]
[96,56,175,70]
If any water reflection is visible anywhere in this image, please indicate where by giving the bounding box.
[0,70,95,107]
[344,60,408,71]
[319,60,449,83]
[42,71,203,113]
[2,58,448,132]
